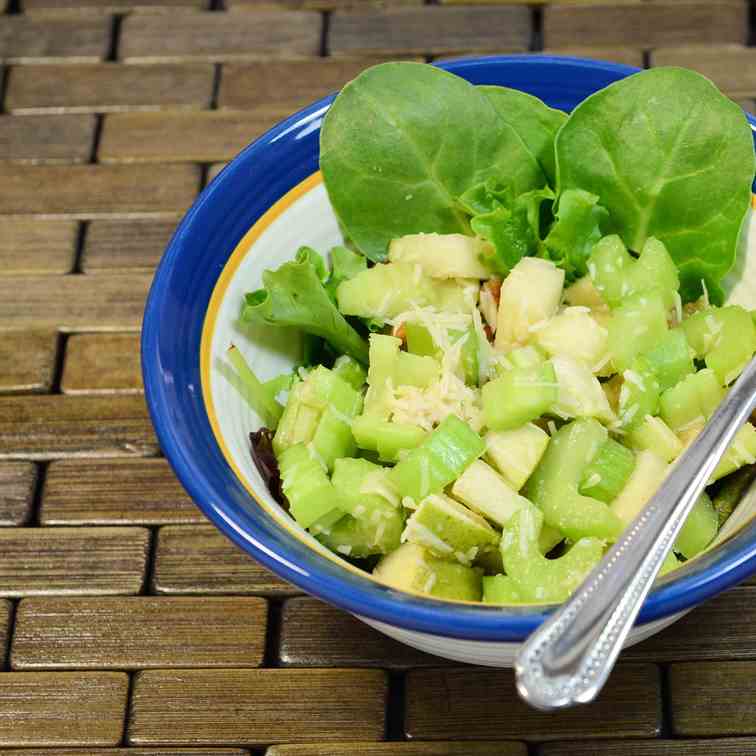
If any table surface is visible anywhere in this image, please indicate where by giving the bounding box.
[1,0,756,753]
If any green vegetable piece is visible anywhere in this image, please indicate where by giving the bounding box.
[310,408,356,471]
[484,423,550,492]
[451,459,535,528]
[588,234,632,308]
[226,344,284,429]
[403,493,499,565]
[682,306,756,385]
[351,414,426,461]
[272,381,321,456]
[480,85,567,186]
[332,354,367,391]
[607,290,669,373]
[500,506,605,603]
[525,418,624,541]
[579,439,636,503]
[320,62,545,262]
[630,237,680,310]
[660,551,683,577]
[373,542,482,601]
[389,414,485,501]
[279,443,345,529]
[556,67,755,303]
[617,361,660,430]
[325,245,367,300]
[482,362,558,431]
[641,329,695,393]
[659,368,724,432]
[456,327,479,387]
[471,187,554,275]
[506,345,547,370]
[711,423,756,482]
[395,351,440,389]
[543,188,610,280]
[318,458,404,557]
[405,323,437,357]
[482,574,524,604]
[674,491,718,559]
[712,466,756,528]
[262,372,295,401]
[627,415,683,463]
[364,334,401,418]
[241,247,368,364]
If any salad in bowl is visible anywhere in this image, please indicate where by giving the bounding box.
[222,62,756,608]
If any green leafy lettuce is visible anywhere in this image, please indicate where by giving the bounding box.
[320,62,546,262]
[555,66,755,302]
[241,247,369,364]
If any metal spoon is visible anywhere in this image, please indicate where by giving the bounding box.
[515,356,756,711]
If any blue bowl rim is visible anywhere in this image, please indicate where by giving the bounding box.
[143,54,756,641]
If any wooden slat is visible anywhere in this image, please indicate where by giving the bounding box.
[543,2,748,49]
[230,0,422,9]
[0,395,158,460]
[0,599,10,661]
[12,596,268,669]
[0,17,110,64]
[0,750,250,755]
[0,527,149,596]
[540,738,756,755]
[406,665,660,741]
[543,47,644,68]
[0,164,199,218]
[0,462,37,526]
[0,219,77,275]
[0,672,128,747]
[99,111,273,164]
[623,587,756,662]
[0,330,57,394]
[0,115,95,165]
[41,458,205,526]
[652,45,756,98]
[219,58,404,113]
[329,6,531,56]
[669,661,756,735]
[6,63,215,114]
[279,597,442,669]
[0,274,151,332]
[62,333,142,394]
[23,0,209,13]
[129,669,387,745]
[82,218,177,273]
[153,525,301,596]
[120,11,322,63]
[267,745,526,755]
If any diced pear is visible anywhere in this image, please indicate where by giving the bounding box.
[534,308,609,371]
[564,275,609,311]
[611,450,667,526]
[495,257,565,352]
[388,233,490,279]
[484,423,550,491]
[551,355,615,423]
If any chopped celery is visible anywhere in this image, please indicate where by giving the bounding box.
[405,323,437,357]
[484,423,550,491]
[640,329,694,392]
[273,381,321,456]
[482,362,558,431]
[588,235,632,308]
[450,459,534,528]
[617,361,660,430]
[507,345,547,370]
[395,351,441,388]
[364,334,401,418]
[389,415,485,501]
[659,369,724,432]
[627,415,683,463]
[607,290,669,373]
[500,507,605,603]
[525,418,623,541]
[674,491,717,559]
[482,574,524,604]
[711,423,756,482]
[712,466,756,527]
[404,324,478,387]
[279,443,345,529]
[351,414,426,459]
[332,354,367,390]
[402,493,499,565]
[227,345,284,429]
[373,542,482,601]
[262,372,295,401]
[310,408,356,470]
[579,438,635,503]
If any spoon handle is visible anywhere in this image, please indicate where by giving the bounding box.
[515,357,756,711]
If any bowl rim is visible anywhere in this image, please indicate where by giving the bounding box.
[143,54,756,641]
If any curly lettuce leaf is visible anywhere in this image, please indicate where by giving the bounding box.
[241,247,369,364]
[458,178,514,216]
[471,187,555,275]
[543,189,610,280]
[325,245,367,301]
[555,67,755,303]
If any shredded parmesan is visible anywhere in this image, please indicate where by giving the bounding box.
[701,278,710,308]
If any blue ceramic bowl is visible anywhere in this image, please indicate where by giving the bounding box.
[143,56,756,664]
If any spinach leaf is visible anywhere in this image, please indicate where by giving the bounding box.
[543,188,610,280]
[555,67,755,303]
[472,187,555,275]
[320,62,546,262]
[241,247,369,363]
[479,85,567,187]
